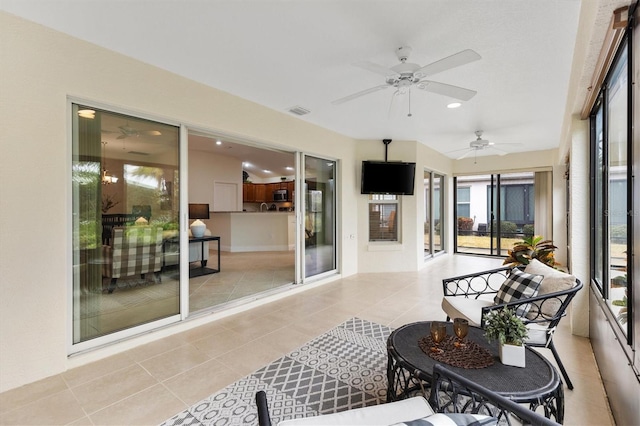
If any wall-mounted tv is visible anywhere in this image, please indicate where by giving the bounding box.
[361,161,416,195]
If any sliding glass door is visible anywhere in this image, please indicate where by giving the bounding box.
[71,104,181,347]
[455,172,541,256]
[424,170,445,258]
[302,155,336,279]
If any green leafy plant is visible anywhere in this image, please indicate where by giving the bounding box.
[483,308,528,346]
[503,235,557,267]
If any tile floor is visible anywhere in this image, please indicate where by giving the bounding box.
[0,255,614,425]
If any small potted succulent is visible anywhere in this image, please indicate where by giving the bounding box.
[483,307,528,367]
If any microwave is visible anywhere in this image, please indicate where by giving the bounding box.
[273,189,288,201]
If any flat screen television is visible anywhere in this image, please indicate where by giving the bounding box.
[361,161,416,195]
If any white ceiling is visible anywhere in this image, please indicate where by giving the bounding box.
[2,0,629,169]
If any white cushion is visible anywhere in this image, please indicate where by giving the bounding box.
[524,259,576,318]
[441,296,493,327]
[278,396,434,426]
[524,322,550,345]
[390,413,497,426]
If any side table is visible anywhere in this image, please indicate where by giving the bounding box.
[189,235,221,277]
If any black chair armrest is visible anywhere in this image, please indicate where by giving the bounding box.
[429,364,560,426]
[256,390,272,426]
[442,266,512,298]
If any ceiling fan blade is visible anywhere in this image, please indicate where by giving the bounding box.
[332,85,389,105]
[353,61,399,78]
[489,147,509,156]
[117,134,127,139]
[456,150,474,160]
[416,80,477,101]
[415,49,481,77]
[140,130,162,136]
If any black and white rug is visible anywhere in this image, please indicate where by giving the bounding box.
[160,318,392,425]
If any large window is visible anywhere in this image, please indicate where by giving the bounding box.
[71,105,181,347]
[590,37,631,339]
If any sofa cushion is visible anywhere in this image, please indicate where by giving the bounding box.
[441,296,494,327]
[278,396,434,426]
[391,413,496,426]
[494,269,543,317]
[524,259,577,318]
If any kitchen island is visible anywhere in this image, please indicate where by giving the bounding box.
[210,211,295,252]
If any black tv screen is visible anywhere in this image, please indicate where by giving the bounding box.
[361,161,416,195]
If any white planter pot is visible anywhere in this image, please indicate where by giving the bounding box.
[499,343,526,368]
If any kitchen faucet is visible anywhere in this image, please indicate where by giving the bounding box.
[260,202,268,212]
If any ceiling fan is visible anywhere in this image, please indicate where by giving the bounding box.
[449,131,521,162]
[116,123,162,139]
[332,46,481,106]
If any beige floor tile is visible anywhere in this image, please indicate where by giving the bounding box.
[88,384,186,426]
[140,344,211,382]
[215,342,284,377]
[253,326,317,354]
[66,415,94,425]
[0,389,85,426]
[127,333,188,363]
[0,374,68,414]
[62,353,134,388]
[190,328,247,358]
[163,359,241,406]
[71,364,158,414]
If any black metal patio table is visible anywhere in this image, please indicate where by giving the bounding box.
[387,321,564,423]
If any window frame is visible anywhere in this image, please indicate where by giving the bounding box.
[368,194,400,242]
[589,34,633,343]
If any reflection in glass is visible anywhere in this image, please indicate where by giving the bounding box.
[304,155,336,278]
[606,46,628,334]
[72,105,180,344]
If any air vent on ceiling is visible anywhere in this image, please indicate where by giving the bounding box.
[287,105,311,116]
[128,151,150,156]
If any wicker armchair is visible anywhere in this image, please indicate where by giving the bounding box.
[441,265,582,390]
[102,226,164,293]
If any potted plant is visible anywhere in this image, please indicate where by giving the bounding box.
[483,307,528,367]
[503,235,557,268]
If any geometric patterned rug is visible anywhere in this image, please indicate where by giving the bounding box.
[159,318,393,425]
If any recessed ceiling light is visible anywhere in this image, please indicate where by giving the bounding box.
[216,140,222,145]
[285,166,294,171]
[263,170,271,173]
[447,102,462,109]
[244,162,252,168]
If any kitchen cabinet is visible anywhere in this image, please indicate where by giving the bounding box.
[243,183,255,202]
[254,183,267,202]
[242,181,294,203]
[287,181,294,200]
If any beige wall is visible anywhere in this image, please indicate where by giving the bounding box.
[0,12,359,392]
